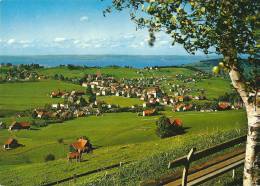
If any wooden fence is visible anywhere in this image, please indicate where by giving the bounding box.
[42,161,128,186]
[43,135,247,186]
[141,135,247,186]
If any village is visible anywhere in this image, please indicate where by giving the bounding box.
[0,63,47,82]
[0,64,244,164]
[0,60,251,186]
[31,70,242,123]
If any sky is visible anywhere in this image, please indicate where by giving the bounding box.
[0,0,201,55]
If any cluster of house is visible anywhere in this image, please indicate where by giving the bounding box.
[2,121,31,150]
[1,68,46,82]
[175,72,210,83]
[218,101,243,110]
[33,102,101,121]
[80,73,210,109]
[33,89,113,121]
[50,90,85,98]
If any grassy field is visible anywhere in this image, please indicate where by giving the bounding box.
[163,77,232,100]
[37,66,195,79]
[192,77,232,99]
[97,96,143,107]
[0,79,84,112]
[0,65,241,186]
[0,110,247,185]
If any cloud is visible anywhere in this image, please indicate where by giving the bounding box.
[22,44,30,48]
[53,37,66,43]
[73,40,80,44]
[123,33,136,40]
[157,40,170,47]
[19,40,31,44]
[80,16,89,22]
[7,38,16,45]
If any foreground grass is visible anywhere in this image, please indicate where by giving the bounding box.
[0,110,246,186]
[82,130,245,186]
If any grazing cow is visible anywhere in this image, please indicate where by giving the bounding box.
[68,152,82,162]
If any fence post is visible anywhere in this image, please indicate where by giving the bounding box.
[182,148,196,186]
[232,169,235,179]
[73,174,77,183]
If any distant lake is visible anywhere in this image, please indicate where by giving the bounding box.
[0,55,216,68]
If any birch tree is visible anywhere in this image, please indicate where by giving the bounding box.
[105,0,259,185]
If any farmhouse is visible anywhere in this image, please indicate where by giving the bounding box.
[50,90,63,98]
[147,87,162,98]
[143,109,156,116]
[74,110,85,118]
[3,138,19,150]
[0,121,5,129]
[170,118,183,127]
[8,121,31,131]
[82,82,88,87]
[218,102,231,110]
[69,138,92,153]
[35,110,50,119]
[68,151,82,162]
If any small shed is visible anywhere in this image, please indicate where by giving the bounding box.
[143,109,156,116]
[69,138,92,153]
[8,121,31,131]
[3,138,19,150]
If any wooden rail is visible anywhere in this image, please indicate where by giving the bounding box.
[168,135,246,169]
[141,135,246,186]
[42,161,128,186]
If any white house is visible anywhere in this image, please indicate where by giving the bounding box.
[82,82,89,87]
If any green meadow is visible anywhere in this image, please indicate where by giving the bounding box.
[97,96,143,107]
[188,77,232,99]
[0,65,245,185]
[162,77,232,100]
[0,110,247,185]
[37,66,195,79]
[0,79,84,112]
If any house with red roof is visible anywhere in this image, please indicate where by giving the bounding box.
[218,102,231,110]
[8,121,31,131]
[143,109,156,116]
[170,118,183,127]
[69,137,92,153]
[3,138,19,150]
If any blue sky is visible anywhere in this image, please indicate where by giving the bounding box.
[0,0,198,55]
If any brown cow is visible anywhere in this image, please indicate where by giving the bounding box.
[67,152,82,162]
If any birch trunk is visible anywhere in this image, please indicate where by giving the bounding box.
[229,67,260,185]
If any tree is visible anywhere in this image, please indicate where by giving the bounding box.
[44,154,55,162]
[57,138,64,144]
[89,94,96,103]
[106,1,259,184]
[86,85,93,95]
[156,116,184,138]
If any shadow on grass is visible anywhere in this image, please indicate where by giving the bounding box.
[80,159,89,163]
[92,145,102,150]
[30,128,40,130]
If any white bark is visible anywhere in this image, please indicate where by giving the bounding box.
[229,67,260,185]
[244,105,260,186]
